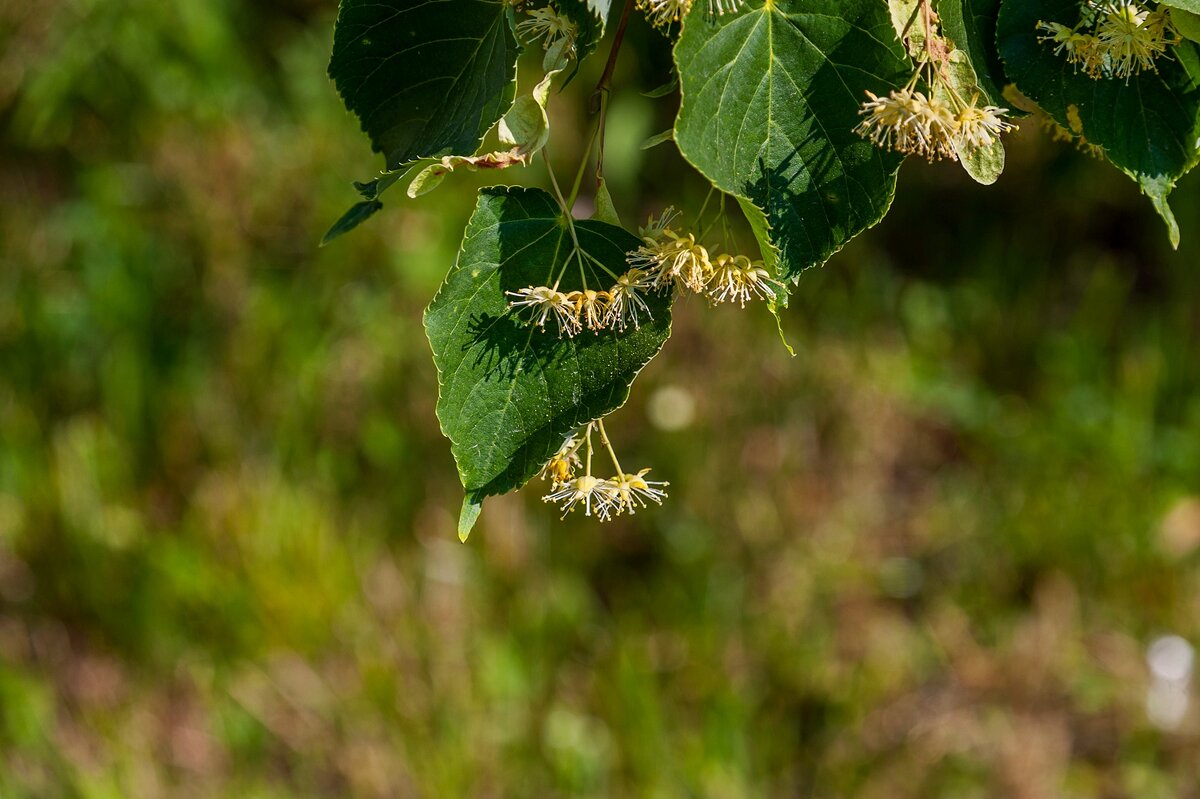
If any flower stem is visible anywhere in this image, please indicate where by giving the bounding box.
[567,94,606,209]
[593,0,635,181]
[584,422,595,475]
[544,150,588,267]
[596,419,623,476]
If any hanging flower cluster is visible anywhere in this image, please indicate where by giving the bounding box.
[1037,1,1179,80]
[626,210,782,307]
[855,2,1015,162]
[506,268,654,338]
[506,209,781,338]
[856,84,1015,161]
[540,422,669,521]
[636,0,744,30]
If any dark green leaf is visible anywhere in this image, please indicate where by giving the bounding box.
[998,0,1200,246]
[673,0,911,281]
[321,200,383,246]
[424,186,673,508]
[354,168,409,200]
[325,167,416,244]
[329,0,519,170]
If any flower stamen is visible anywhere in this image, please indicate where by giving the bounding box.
[506,285,582,338]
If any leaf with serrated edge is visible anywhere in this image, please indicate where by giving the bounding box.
[329,0,519,170]
[674,0,911,281]
[998,0,1200,247]
[406,62,565,197]
[424,186,673,514]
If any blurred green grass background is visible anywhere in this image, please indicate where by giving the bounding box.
[2,1,1200,797]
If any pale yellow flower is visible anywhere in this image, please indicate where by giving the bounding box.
[543,474,614,519]
[856,89,958,161]
[1038,3,1179,80]
[707,254,778,307]
[627,229,712,294]
[1096,3,1174,77]
[566,289,611,333]
[954,103,1016,149]
[707,0,744,15]
[638,208,679,244]
[605,469,669,516]
[507,285,582,337]
[637,0,691,29]
[637,0,742,28]
[516,7,577,54]
[605,268,654,331]
[855,89,924,153]
[540,432,583,488]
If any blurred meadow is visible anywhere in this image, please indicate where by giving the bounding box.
[2,1,1200,797]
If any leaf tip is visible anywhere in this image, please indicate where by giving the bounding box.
[1146,183,1181,249]
[321,199,384,246]
[458,495,483,543]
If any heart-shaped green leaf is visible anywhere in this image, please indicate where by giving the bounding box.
[673,0,911,281]
[328,0,519,170]
[424,187,673,520]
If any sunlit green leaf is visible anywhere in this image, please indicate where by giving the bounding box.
[424,186,673,514]
[593,178,622,225]
[673,0,911,281]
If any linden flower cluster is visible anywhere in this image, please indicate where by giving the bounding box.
[506,265,655,338]
[1037,2,1179,80]
[856,1,1016,162]
[627,210,782,307]
[540,422,668,521]
[636,0,744,30]
[856,80,1015,162]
